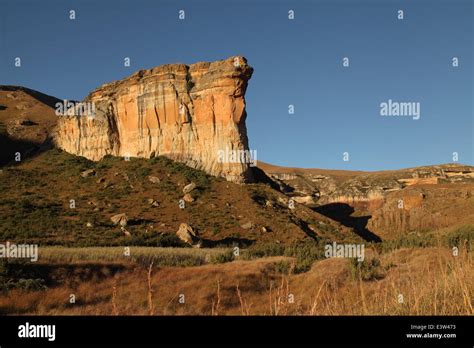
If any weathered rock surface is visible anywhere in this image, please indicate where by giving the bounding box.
[148,176,161,184]
[240,221,254,230]
[176,223,200,246]
[110,213,128,227]
[55,56,255,183]
[80,169,96,178]
[147,198,160,207]
[183,182,197,194]
[182,193,195,203]
[367,185,474,239]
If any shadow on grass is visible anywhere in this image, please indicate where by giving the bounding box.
[314,203,382,242]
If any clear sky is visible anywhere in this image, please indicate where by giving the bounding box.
[1,0,472,170]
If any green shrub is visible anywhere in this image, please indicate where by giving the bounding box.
[150,156,210,188]
[15,278,47,291]
[0,260,47,292]
[376,225,474,254]
[241,240,326,274]
[444,226,473,251]
[285,241,326,274]
[293,258,314,274]
[241,243,285,259]
[348,257,385,281]
[127,232,185,247]
[134,167,151,178]
[273,260,291,274]
[251,192,268,206]
[376,233,435,253]
[210,250,234,264]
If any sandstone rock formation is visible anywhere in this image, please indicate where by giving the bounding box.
[55,56,254,183]
[183,182,197,194]
[110,213,128,227]
[176,223,200,246]
[367,185,474,239]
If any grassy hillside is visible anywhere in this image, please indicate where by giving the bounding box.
[0,148,361,247]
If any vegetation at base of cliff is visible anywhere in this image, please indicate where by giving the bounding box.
[375,225,474,254]
[347,257,386,281]
[272,260,292,274]
[209,249,235,264]
[0,149,214,246]
[242,240,328,274]
[1,148,472,259]
[37,246,233,268]
[0,148,354,248]
[0,260,47,292]
[239,226,473,274]
[149,155,210,189]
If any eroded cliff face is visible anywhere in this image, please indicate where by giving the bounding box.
[54,56,254,182]
[366,185,474,238]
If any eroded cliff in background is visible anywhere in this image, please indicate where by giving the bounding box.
[54,56,255,183]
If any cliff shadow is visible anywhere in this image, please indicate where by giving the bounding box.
[203,237,255,248]
[0,132,53,167]
[290,216,319,241]
[313,203,382,242]
[4,262,128,288]
[251,166,281,191]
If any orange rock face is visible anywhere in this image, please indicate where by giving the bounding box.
[54,56,255,182]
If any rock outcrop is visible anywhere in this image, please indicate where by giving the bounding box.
[367,185,474,239]
[176,223,201,246]
[110,213,128,227]
[54,56,254,183]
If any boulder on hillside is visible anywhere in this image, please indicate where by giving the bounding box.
[148,176,161,184]
[176,223,200,246]
[80,169,96,178]
[241,221,254,230]
[147,198,160,207]
[121,226,131,237]
[110,213,128,227]
[183,182,197,194]
[183,193,195,203]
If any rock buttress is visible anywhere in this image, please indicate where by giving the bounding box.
[54,56,254,183]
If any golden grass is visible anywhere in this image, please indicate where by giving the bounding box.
[0,247,471,315]
[295,246,473,315]
[37,246,231,267]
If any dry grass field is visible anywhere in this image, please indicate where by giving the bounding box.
[0,241,471,315]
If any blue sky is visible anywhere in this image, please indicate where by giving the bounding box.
[1,0,472,170]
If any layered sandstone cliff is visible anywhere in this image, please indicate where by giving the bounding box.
[54,56,254,182]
